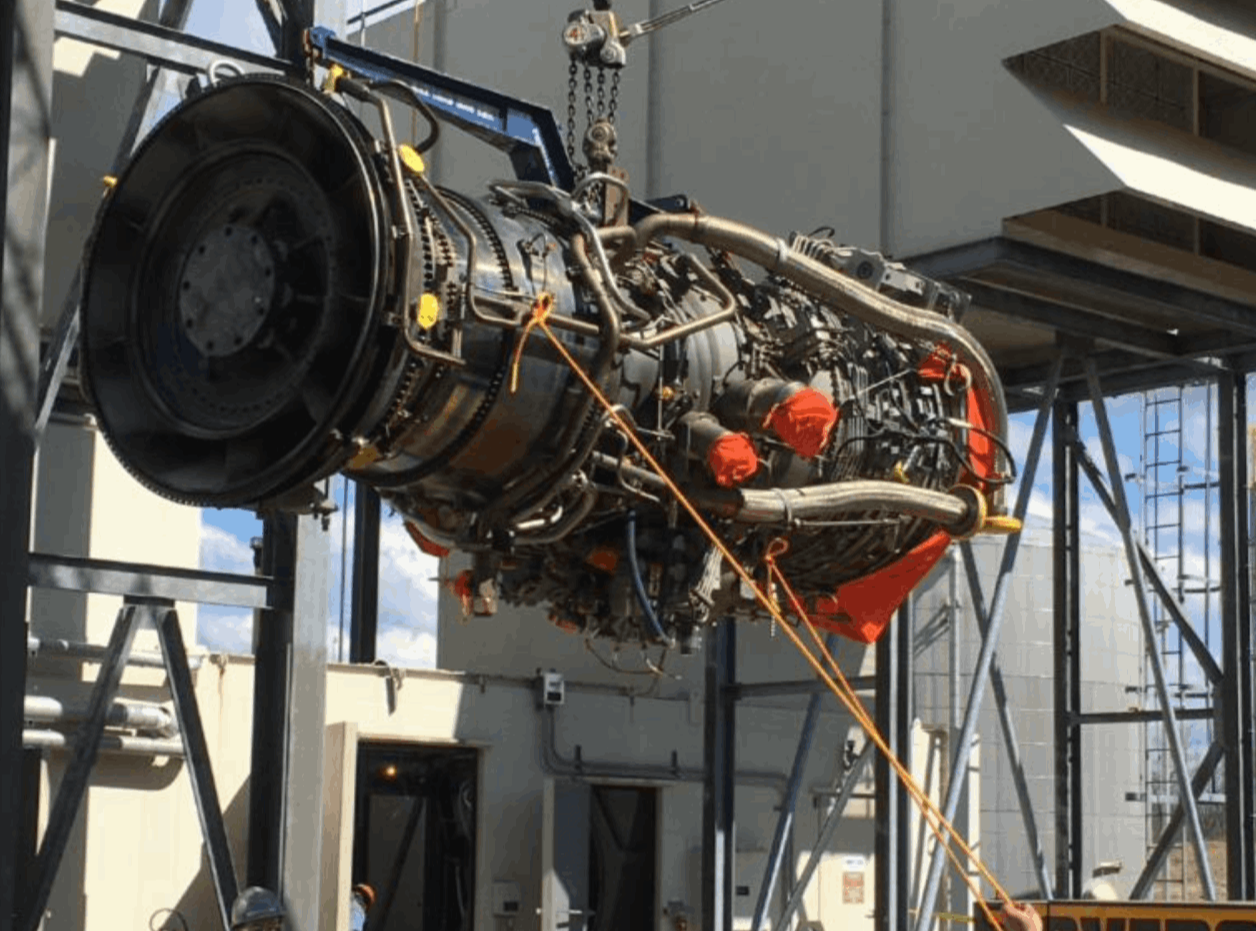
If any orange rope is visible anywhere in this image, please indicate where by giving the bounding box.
[508,292,555,394]
[534,314,1018,926]
[763,551,1010,916]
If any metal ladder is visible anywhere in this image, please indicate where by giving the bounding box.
[1140,384,1220,900]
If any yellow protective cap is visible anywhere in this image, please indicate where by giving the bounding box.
[892,462,911,484]
[417,293,440,329]
[347,443,381,470]
[102,175,117,189]
[398,144,426,176]
[981,514,1023,535]
[321,63,346,93]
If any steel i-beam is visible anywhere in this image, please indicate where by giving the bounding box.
[1053,398,1083,898]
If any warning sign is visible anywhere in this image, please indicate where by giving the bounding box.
[842,871,865,904]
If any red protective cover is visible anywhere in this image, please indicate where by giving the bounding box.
[404,520,450,558]
[766,387,839,459]
[707,432,760,487]
[918,344,996,485]
[811,530,952,643]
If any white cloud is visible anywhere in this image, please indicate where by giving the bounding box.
[379,513,443,609]
[200,521,254,575]
[376,628,437,668]
[197,608,253,654]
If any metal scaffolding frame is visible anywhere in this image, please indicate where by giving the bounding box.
[2,3,346,931]
[5,5,1256,931]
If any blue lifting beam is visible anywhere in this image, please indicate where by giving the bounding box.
[306,27,575,191]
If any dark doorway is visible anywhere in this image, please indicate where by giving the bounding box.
[352,743,477,931]
[587,786,657,931]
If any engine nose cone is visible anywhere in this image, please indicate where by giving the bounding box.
[80,77,388,507]
[179,224,277,359]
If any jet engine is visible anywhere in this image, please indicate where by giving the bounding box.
[80,75,1012,650]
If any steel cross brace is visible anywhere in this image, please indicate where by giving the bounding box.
[914,352,1064,931]
[957,541,1052,898]
[1070,446,1223,687]
[773,741,876,931]
[1084,359,1216,900]
[19,600,241,931]
[155,603,241,929]
[1130,741,1225,899]
[749,634,837,931]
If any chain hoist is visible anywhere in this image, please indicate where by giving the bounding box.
[563,0,729,177]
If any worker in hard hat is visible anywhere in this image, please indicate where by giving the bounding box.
[349,883,376,931]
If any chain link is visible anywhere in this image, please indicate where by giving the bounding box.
[566,59,579,168]
[567,59,623,175]
[583,64,595,135]
[608,70,620,126]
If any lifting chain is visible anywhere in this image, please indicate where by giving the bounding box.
[566,59,580,168]
[565,61,622,178]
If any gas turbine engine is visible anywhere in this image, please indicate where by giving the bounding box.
[79,74,1012,653]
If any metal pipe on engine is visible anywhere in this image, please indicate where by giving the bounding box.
[630,212,1009,508]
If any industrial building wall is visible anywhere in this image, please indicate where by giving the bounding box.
[357,0,1256,258]
[912,536,1147,899]
[21,650,970,931]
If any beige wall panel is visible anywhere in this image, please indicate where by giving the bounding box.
[889,0,1124,257]
[649,0,884,248]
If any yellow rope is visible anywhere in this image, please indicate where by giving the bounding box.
[533,314,1017,926]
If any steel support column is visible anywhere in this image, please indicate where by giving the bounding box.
[875,601,912,931]
[1219,367,1255,899]
[248,512,330,931]
[1086,360,1215,899]
[915,354,1061,931]
[958,542,1052,898]
[1053,399,1083,898]
[2,5,52,929]
[751,634,837,931]
[348,485,380,663]
[702,619,736,931]
[20,602,144,931]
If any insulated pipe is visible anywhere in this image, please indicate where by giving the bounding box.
[28,635,201,670]
[693,481,980,535]
[23,728,185,757]
[23,695,179,739]
[630,212,1009,508]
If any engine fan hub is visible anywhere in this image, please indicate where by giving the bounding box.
[178,223,277,358]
